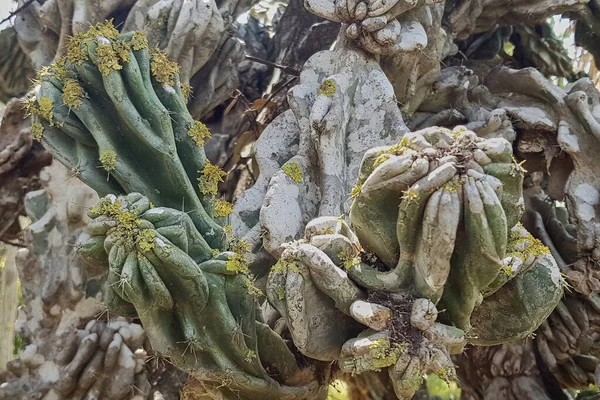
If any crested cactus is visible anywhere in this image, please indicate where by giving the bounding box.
[78,193,327,399]
[15,6,583,399]
[26,21,225,249]
[266,216,466,399]
[349,126,563,343]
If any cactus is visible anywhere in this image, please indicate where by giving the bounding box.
[266,216,465,399]
[348,126,563,342]
[27,21,225,249]
[77,193,327,399]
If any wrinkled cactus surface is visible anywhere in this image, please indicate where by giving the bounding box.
[349,126,563,344]
[78,193,326,399]
[26,21,224,249]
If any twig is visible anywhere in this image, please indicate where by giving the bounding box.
[244,55,300,76]
[0,0,44,26]
[259,76,297,114]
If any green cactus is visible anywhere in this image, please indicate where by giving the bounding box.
[27,21,224,249]
[349,126,563,340]
[78,193,324,399]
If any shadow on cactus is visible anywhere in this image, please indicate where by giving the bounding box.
[349,126,564,345]
[26,20,224,249]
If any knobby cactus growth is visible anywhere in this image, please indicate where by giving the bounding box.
[26,21,225,249]
[349,126,563,344]
[19,11,569,400]
[77,193,327,399]
[266,217,466,398]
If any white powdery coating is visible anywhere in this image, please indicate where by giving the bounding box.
[558,129,580,152]
[574,183,600,222]
[260,171,305,257]
[540,253,563,288]
[236,46,406,256]
[145,208,165,215]
[38,361,60,383]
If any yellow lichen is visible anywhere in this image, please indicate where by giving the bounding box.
[231,239,250,255]
[38,97,54,121]
[45,58,69,82]
[451,126,467,139]
[501,264,513,277]
[506,223,551,260]
[373,153,391,169]
[131,31,148,51]
[66,33,88,65]
[272,258,299,273]
[88,20,119,40]
[212,248,220,258]
[374,137,412,164]
[31,121,44,141]
[187,121,212,146]
[350,184,362,200]
[137,229,156,252]
[181,83,192,101]
[65,20,120,66]
[443,177,463,193]
[198,162,227,195]
[282,162,303,183]
[245,276,263,297]
[226,253,249,274]
[369,339,408,370]
[339,251,361,270]
[99,150,117,171]
[150,47,179,85]
[96,43,122,76]
[317,79,336,97]
[214,198,233,218]
[62,79,84,109]
[89,197,155,252]
[401,189,419,206]
[90,197,123,217]
[113,39,132,63]
[276,286,286,300]
[244,350,257,362]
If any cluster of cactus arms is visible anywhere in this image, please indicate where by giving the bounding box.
[27,20,566,400]
[76,193,326,399]
[348,126,563,344]
[26,21,327,398]
[266,217,466,398]
[26,21,225,249]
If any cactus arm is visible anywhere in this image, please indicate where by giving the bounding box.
[137,254,174,310]
[413,188,460,303]
[350,155,428,267]
[485,162,526,230]
[393,162,458,286]
[293,243,364,313]
[440,177,506,331]
[255,322,301,381]
[32,23,226,249]
[78,194,319,398]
